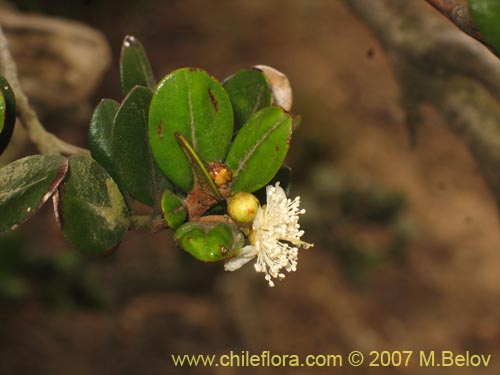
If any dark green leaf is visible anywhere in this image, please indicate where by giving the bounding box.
[0,155,68,234]
[112,85,171,207]
[174,221,244,262]
[225,106,292,193]
[0,76,16,156]
[161,189,187,229]
[470,0,500,54]
[88,99,120,183]
[55,156,130,255]
[254,165,291,204]
[223,68,272,131]
[149,68,234,193]
[0,91,5,134]
[120,35,156,95]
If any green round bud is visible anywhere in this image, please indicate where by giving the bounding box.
[227,192,260,224]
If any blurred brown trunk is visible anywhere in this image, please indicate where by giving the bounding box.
[346,0,500,205]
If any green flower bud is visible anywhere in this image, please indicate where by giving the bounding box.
[227,192,260,224]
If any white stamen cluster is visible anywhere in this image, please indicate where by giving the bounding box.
[224,183,313,287]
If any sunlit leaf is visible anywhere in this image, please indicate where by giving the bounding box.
[149,68,234,193]
[225,106,292,193]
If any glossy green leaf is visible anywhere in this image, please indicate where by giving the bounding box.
[470,0,500,54]
[0,76,17,156]
[149,68,234,193]
[223,68,272,131]
[55,156,130,255]
[112,85,171,207]
[161,189,187,229]
[225,106,292,193]
[174,221,244,262]
[88,99,120,183]
[0,155,68,234]
[120,35,156,95]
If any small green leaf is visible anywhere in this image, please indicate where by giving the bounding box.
[89,99,120,183]
[225,106,292,193]
[55,156,130,255]
[174,221,244,262]
[112,85,171,207]
[161,189,187,229]
[0,155,68,234]
[120,35,156,95]
[0,76,17,156]
[223,68,272,131]
[149,68,234,193]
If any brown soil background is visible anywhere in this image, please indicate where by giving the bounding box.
[1,1,500,374]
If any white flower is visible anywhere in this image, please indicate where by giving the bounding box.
[224,182,313,287]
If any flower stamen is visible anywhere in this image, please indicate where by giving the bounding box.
[224,182,313,286]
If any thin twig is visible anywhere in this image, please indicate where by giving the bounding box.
[0,23,90,156]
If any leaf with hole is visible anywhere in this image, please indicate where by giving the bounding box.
[112,85,171,207]
[55,156,130,255]
[120,35,156,95]
[223,68,272,131]
[0,155,68,234]
[149,68,234,193]
[0,76,16,156]
[225,106,292,193]
[174,221,244,262]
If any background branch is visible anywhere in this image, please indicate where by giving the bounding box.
[130,214,169,233]
[346,0,500,201]
[0,23,90,156]
[424,0,486,44]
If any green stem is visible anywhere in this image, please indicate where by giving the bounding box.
[175,132,222,199]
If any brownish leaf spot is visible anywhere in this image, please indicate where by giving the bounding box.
[208,88,218,112]
[157,120,163,139]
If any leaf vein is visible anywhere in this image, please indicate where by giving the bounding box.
[186,72,197,151]
[234,116,287,176]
